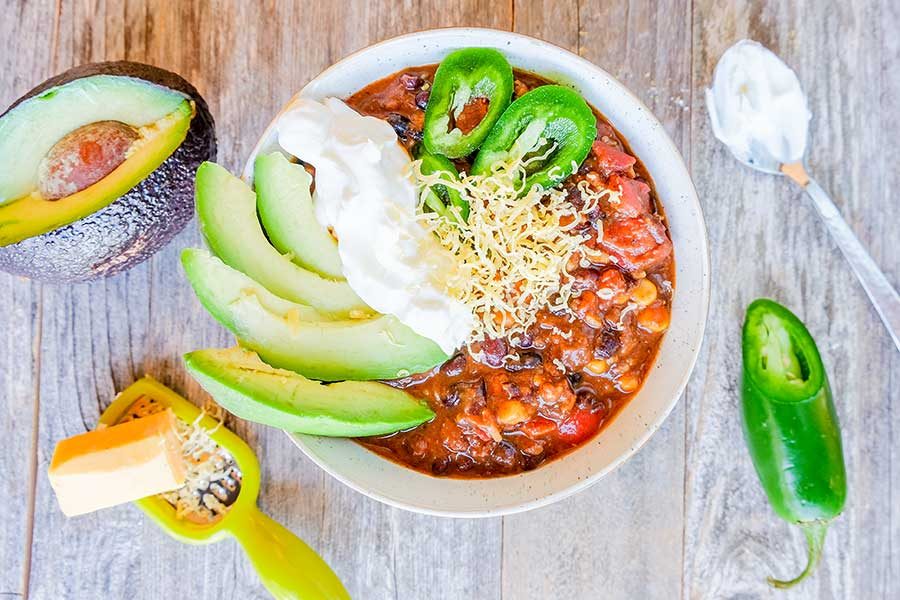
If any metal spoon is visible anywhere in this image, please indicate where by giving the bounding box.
[728,141,900,352]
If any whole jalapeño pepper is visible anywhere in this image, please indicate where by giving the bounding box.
[741,299,847,588]
[471,85,597,192]
[413,144,468,223]
[423,48,514,159]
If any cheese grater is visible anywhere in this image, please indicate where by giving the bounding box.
[99,376,349,600]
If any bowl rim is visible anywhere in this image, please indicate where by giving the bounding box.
[243,26,711,518]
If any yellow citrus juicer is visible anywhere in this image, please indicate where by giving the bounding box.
[98,376,350,600]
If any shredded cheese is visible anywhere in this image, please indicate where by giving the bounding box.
[160,412,240,524]
[412,145,619,349]
[120,395,240,524]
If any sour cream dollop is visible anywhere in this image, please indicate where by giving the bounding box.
[706,40,811,165]
[276,98,472,354]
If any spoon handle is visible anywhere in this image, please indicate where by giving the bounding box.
[782,163,900,352]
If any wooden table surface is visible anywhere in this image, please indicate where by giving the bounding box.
[2,1,897,598]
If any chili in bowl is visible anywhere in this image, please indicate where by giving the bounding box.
[241,28,709,516]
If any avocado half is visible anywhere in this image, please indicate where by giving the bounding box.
[0,61,216,282]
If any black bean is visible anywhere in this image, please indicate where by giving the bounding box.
[515,331,535,348]
[441,389,460,408]
[492,441,518,467]
[595,328,621,359]
[455,454,475,472]
[431,457,451,475]
[566,372,583,390]
[449,381,486,412]
[522,453,545,471]
[576,390,609,414]
[575,390,595,410]
[386,113,422,142]
[505,351,543,372]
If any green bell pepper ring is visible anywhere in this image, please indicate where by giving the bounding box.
[414,144,468,223]
[471,85,597,193]
[741,298,847,589]
[423,48,514,159]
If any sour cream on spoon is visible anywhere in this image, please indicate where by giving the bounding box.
[706,40,900,351]
[705,39,811,169]
[276,98,473,355]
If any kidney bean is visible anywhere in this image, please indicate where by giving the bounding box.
[595,328,621,359]
[415,90,430,109]
[440,353,467,377]
[478,338,508,367]
[399,72,424,90]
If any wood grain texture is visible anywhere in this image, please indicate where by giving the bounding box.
[684,1,899,598]
[0,1,56,597]
[503,2,693,599]
[2,0,897,599]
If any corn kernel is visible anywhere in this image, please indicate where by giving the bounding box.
[496,400,533,427]
[617,373,640,393]
[583,313,603,329]
[585,359,609,375]
[630,279,658,306]
[637,305,670,333]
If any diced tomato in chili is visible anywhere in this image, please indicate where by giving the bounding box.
[521,416,558,438]
[591,140,636,174]
[454,97,490,135]
[558,407,603,444]
[607,174,651,218]
[600,215,673,271]
[598,268,627,293]
[570,267,627,294]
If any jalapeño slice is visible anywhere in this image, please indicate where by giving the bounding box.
[414,144,468,223]
[423,48,514,159]
[471,85,597,193]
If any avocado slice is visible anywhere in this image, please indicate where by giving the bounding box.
[184,347,434,437]
[254,152,344,279]
[181,247,336,327]
[0,61,216,282]
[181,247,448,381]
[195,162,369,318]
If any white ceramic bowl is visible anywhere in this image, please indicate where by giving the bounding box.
[243,28,710,517]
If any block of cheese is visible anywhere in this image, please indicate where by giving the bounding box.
[48,408,187,517]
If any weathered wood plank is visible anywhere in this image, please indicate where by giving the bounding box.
[0,0,55,596]
[0,276,40,600]
[684,1,898,598]
[880,0,900,592]
[502,1,692,598]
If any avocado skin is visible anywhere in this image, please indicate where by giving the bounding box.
[0,61,216,282]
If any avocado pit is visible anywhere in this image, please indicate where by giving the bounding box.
[38,120,138,200]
